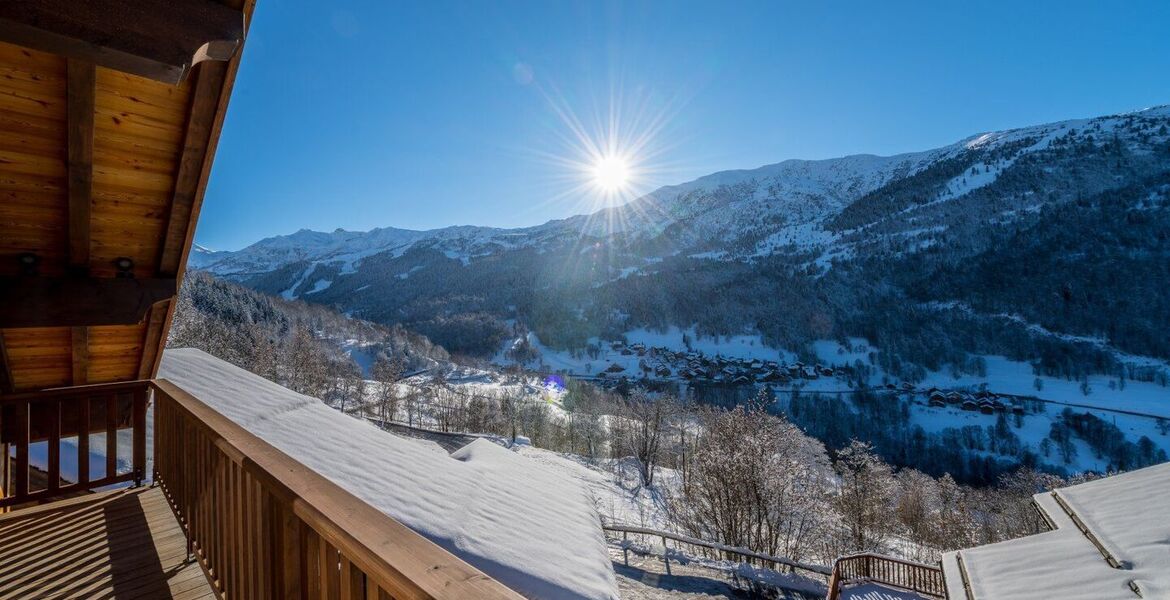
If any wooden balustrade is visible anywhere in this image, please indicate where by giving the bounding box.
[151,378,522,600]
[0,381,148,509]
[826,552,946,600]
[602,522,833,581]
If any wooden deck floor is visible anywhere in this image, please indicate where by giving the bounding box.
[0,487,216,599]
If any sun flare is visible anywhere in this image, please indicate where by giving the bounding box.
[592,155,630,192]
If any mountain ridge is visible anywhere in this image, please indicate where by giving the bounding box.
[197,104,1170,272]
[192,104,1170,378]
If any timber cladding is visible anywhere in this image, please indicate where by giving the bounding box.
[0,0,255,393]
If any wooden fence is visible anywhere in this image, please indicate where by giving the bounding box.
[826,552,946,599]
[152,378,522,600]
[602,522,832,580]
[0,381,147,509]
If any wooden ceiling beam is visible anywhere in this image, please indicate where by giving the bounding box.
[158,61,227,276]
[66,58,95,273]
[0,0,244,84]
[147,55,237,377]
[137,301,169,380]
[66,59,96,387]
[147,0,256,379]
[0,277,176,328]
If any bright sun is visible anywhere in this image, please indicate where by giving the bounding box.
[592,155,630,192]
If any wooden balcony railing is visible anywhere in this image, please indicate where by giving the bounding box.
[1,381,148,509]
[151,379,523,600]
[826,552,946,600]
[602,522,832,581]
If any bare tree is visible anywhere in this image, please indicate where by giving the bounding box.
[286,326,329,398]
[833,440,897,553]
[372,353,405,422]
[893,469,943,561]
[499,389,522,443]
[402,383,423,427]
[673,400,832,561]
[617,389,678,487]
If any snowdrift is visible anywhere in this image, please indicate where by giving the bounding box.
[160,348,617,600]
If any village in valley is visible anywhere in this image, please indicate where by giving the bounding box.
[551,338,1037,418]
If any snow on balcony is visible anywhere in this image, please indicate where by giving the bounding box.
[159,348,618,600]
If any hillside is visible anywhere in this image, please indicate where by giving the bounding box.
[167,271,454,398]
[192,105,1170,383]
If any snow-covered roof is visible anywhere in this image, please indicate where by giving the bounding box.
[159,349,617,600]
[942,462,1170,599]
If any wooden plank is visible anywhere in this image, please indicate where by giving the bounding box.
[131,387,146,484]
[305,525,322,599]
[0,488,216,598]
[342,557,364,600]
[46,399,59,492]
[66,59,94,271]
[279,500,302,599]
[322,539,340,600]
[0,276,175,328]
[105,394,116,478]
[14,402,28,498]
[0,0,244,84]
[94,71,191,127]
[137,302,168,379]
[2,442,9,505]
[77,396,90,484]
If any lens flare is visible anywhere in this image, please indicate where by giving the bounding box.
[592,155,631,192]
[501,69,697,243]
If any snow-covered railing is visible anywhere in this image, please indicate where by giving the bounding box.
[0,380,148,509]
[152,379,522,600]
[826,552,946,600]
[603,522,832,579]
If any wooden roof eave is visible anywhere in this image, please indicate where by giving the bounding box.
[0,0,256,393]
[0,0,245,85]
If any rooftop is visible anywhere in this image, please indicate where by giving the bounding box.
[942,462,1170,600]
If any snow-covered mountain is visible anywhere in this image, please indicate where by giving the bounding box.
[197,105,1170,279]
[192,105,1170,378]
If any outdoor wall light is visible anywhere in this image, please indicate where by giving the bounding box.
[114,257,135,277]
[18,252,40,276]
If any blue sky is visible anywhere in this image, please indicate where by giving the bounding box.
[198,0,1170,250]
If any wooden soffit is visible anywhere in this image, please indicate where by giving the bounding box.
[0,0,245,85]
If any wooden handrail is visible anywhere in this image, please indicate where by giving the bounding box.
[602,522,833,577]
[0,380,150,404]
[826,552,945,600]
[152,378,522,600]
[1,381,148,509]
